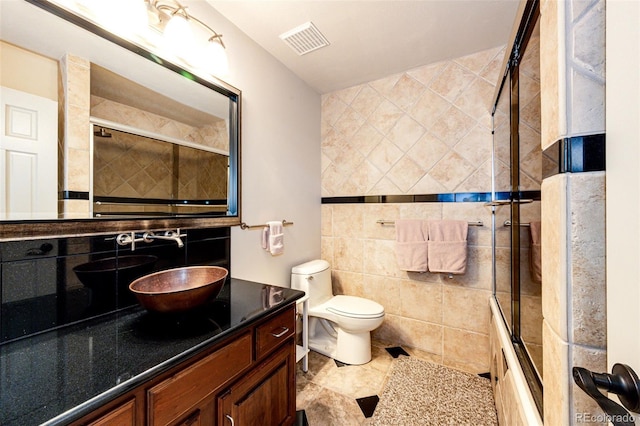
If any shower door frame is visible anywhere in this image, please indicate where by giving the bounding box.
[490,0,543,416]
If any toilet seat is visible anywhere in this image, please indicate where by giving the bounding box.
[325,295,384,319]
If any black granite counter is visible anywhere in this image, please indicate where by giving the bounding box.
[0,278,304,426]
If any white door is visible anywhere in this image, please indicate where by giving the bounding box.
[0,86,58,220]
[606,0,640,422]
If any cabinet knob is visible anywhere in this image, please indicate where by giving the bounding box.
[225,414,235,426]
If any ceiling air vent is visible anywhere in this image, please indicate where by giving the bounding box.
[279,22,330,56]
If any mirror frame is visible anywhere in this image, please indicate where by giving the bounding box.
[0,0,241,240]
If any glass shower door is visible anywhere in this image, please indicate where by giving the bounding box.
[517,17,543,380]
[490,1,543,414]
[492,70,513,334]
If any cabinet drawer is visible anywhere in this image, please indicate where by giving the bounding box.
[255,308,295,359]
[147,332,252,426]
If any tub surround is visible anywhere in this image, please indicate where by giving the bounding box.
[490,299,542,425]
[0,278,304,425]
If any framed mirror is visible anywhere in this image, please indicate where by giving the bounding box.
[0,0,241,239]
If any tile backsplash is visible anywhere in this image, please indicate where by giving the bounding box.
[0,227,230,344]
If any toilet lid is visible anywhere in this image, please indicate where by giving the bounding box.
[326,295,385,319]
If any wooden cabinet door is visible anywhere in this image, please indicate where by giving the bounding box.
[148,333,251,426]
[88,399,135,426]
[175,409,201,426]
[218,341,295,426]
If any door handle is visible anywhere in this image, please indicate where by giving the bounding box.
[573,363,640,425]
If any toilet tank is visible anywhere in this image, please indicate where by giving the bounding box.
[291,259,333,306]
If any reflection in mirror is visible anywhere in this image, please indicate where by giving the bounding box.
[0,0,239,229]
[93,125,228,217]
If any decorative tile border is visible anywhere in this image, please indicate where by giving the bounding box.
[322,190,541,204]
[542,133,605,179]
[60,190,90,200]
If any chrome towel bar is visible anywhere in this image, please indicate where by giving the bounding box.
[377,219,483,227]
[503,220,531,227]
[239,219,294,230]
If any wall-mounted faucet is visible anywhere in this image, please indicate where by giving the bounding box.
[143,229,185,248]
[116,229,186,251]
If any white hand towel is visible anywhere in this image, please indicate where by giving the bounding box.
[262,226,269,250]
[267,221,284,256]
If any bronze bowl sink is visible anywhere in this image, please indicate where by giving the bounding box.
[129,266,228,313]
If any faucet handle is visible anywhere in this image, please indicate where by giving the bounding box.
[142,231,156,243]
[165,228,186,237]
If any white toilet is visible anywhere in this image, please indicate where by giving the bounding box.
[291,259,385,365]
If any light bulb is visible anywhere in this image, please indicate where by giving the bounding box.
[81,0,148,37]
[163,13,197,63]
[202,39,229,77]
[120,0,148,36]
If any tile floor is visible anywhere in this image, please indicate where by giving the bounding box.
[295,340,459,425]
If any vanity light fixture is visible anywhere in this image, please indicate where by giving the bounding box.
[46,0,229,77]
[146,0,228,75]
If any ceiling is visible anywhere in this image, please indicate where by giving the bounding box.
[206,0,521,94]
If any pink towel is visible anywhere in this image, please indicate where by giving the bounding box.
[529,221,542,283]
[395,219,428,272]
[427,220,468,274]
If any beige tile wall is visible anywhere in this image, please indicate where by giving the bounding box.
[322,202,493,373]
[321,46,504,197]
[320,47,507,373]
[60,54,91,218]
[539,0,607,424]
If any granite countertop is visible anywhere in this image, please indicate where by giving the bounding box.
[0,278,304,426]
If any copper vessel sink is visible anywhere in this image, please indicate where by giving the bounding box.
[129,266,228,313]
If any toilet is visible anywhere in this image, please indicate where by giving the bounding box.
[291,259,385,365]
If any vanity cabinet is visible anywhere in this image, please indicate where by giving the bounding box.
[71,306,296,426]
[217,342,295,426]
[147,333,252,426]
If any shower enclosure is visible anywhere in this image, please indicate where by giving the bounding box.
[490,0,543,414]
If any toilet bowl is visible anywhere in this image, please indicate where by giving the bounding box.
[291,259,384,365]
